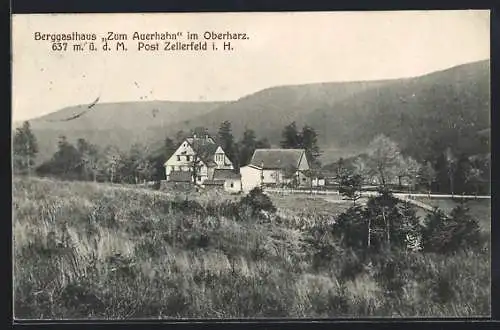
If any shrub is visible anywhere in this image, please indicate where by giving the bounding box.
[151,181,161,190]
[333,205,368,251]
[239,187,276,217]
[334,190,423,253]
[171,199,206,216]
[421,202,482,254]
[338,172,363,206]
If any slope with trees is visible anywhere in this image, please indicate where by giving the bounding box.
[21,60,489,171]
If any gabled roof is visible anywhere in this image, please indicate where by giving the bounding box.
[250,149,306,170]
[186,136,220,167]
[169,171,192,182]
[213,169,241,180]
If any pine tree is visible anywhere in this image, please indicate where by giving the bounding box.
[37,136,83,180]
[238,129,257,166]
[422,202,481,253]
[217,121,236,166]
[280,122,301,149]
[301,125,322,168]
[256,137,271,149]
[338,171,363,206]
[281,122,321,167]
[13,121,38,175]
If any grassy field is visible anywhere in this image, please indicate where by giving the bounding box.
[13,177,491,319]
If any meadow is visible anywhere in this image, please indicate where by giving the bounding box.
[13,176,491,319]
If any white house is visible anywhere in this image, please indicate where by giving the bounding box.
[240,149,311,192]
[164,134,234,185]
[203,168,242,193]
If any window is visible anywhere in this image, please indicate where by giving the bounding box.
[177,155,181,161]
[197,176,202,181]
[186,155,190,162]
[230,183,234,188]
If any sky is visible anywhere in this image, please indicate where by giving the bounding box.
[12,10,490,122]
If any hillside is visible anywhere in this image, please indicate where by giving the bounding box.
[169,80,394,143]
[28,100,228,131]
[305,60,490,162]
[162,60,489,164]
[20,60,489,165]
[23,101,227,163]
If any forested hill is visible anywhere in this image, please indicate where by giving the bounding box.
[23,101,227,163]
[305,59,490,163]
[20,59,489,165]
[157,60,489,164]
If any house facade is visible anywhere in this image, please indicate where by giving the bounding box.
[240,149,311,192]
[164,134,234,185]
[203,169,242,193]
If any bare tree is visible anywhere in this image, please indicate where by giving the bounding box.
[366,134,401,188]
[77,138,100,182]
[420,161,437,197]
[405,157,421,194]
[103,146,122,183]
[396,155,421,194]
[464,160,482,197]
[189,150,204,186]
[353,156,372,184]
[445,147,457,196]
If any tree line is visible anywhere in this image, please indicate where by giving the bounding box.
[330,134,489,196]
[13,120,487,195]
[15,120,319,183]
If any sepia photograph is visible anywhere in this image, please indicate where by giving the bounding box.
[12,10,490,319]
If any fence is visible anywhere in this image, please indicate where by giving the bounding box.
[264,187,490,199]
[264,187,341,196]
